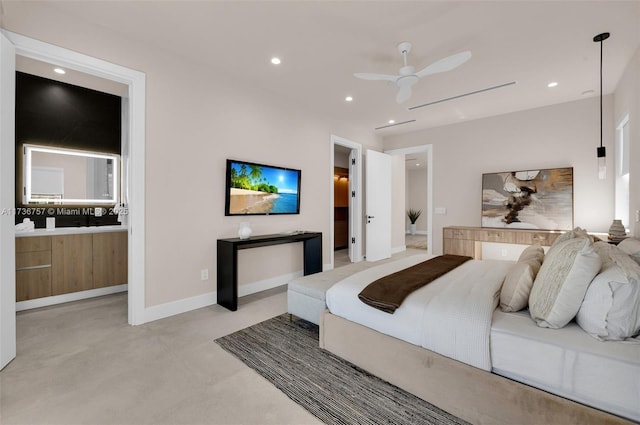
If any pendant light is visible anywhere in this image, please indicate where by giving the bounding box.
[594,32,609,180]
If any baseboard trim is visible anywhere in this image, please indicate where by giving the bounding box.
[237,270,302,297]
[143,291,217,323]
[391,245,407,254]
[143,270,303,323]
[16,284,128,311]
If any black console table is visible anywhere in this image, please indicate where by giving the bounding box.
[217,232,322,311]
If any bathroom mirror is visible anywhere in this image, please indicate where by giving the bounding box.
[23,144,120,205]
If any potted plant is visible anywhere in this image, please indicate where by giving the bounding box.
[407,209,422,235]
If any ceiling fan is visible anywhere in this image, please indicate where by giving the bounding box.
[354,42,472,104]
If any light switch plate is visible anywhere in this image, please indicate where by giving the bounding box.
[434,207,447,215]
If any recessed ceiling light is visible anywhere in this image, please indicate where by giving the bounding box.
[388,119,395,124]
[547,82,558,88]
[415,163,420,167]
[270,57,281,65]
[54,68,66,75]
[345,96,353,102]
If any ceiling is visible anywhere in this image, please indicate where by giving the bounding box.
[16,56,129,97]
[25,1,640,137]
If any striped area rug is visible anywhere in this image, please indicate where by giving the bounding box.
[215,314,468,425]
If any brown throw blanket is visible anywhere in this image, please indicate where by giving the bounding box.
[358,255,472,313]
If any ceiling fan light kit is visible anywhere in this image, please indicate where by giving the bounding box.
[354,41,472,104]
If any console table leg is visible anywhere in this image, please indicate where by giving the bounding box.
[217,240,237,311]
[303,236,322,275]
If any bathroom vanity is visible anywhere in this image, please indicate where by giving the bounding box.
[15,226,127,305]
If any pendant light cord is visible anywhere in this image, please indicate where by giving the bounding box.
[593,32,609,158]
[599,38,603,149]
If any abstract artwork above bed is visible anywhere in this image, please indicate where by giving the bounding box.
[482,167,573,230]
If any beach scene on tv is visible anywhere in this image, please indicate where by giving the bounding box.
[228,161,300,214]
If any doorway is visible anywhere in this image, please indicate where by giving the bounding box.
[385,145,432,255]
[333,145,351,268]
[14,57,129,312]
[330,135,362,269]
[1,30,146,370]
[404,151,429,250]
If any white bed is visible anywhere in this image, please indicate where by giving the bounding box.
[491,309,640,422]
[327,254,513,370]
[324,253,640,423]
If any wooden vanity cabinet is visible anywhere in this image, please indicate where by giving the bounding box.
[51,234,93,295]
[15,236,52,301]
[92,232,128,288]
[16,231,127,301]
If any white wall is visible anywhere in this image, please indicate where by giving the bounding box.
[384,96,615,255]
[3,3,381,309]
[614,47,640,238]
[334,150,350,169]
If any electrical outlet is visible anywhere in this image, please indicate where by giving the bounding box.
[200,269,209,281]
[636,210,640,223]
[501,248,508,257]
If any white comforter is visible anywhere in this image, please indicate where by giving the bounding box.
[325,254,513,370]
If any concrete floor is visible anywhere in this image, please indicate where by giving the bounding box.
[1,289,323,425]
[1,248,429,424]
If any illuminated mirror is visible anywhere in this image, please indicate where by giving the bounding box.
[23,144,120,205]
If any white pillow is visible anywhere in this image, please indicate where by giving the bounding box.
[500,245,544,312]
[548,227,589,254]
[576,262,640,340]
[518,244,545,264]
[618,237,640,265]
[529,237,601,328]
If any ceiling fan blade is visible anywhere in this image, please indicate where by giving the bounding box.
[354,73,398,82]
[415,51,472,78]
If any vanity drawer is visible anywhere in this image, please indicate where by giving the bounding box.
[475,229,516,243]
[16,251,52,270]
[16,268,52,301]
[16,236,51,253]
[443,228,474,240]
[515,232,559,246]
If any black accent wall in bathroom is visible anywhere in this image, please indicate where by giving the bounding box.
[15,72,122,227]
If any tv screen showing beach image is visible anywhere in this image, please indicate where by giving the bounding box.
[226,160,301,215]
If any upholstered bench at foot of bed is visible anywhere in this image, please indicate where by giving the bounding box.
[287,265,360,325]
[287,276,335,325]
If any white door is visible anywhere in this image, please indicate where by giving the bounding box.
[0,31,17,370]
[365,149,391,262]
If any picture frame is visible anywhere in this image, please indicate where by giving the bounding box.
[481,167,573,230]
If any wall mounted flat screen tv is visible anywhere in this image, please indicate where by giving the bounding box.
[225,159,301,215]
